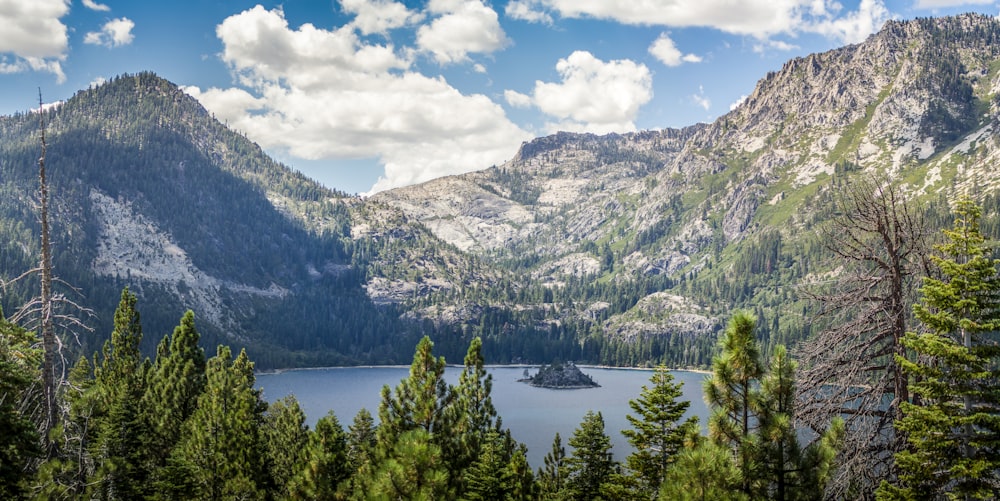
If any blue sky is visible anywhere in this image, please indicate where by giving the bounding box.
[1,0,996,195]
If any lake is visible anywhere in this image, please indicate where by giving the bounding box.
[256,366,710,469]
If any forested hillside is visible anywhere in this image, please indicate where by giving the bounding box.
[7,16,1000,371]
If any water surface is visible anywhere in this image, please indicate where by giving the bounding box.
[256,366,709,469]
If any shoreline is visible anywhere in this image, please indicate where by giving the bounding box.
[258,364,711,376]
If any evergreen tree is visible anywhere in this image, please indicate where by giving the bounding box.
[263,395,309,499]
[757,345,843,500]
[565,410,618,500]
[172,345,267,500]
[537,432,568,499]
[374,336,455,486]
[622,365,697,499]
[462,428,517,501]
[89,287,148,500]
[0,313,40,499]
[879,197,1000,500]
[450,336,499,489]
[703,311,764,497]
[141,310,206,478]
[290,410,350,500]
[659,437,747,501]
[346,407,377,475]
[364,428,452,501]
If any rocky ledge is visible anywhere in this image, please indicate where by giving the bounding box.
[520,361,600,389]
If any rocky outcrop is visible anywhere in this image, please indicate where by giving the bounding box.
[521,361,600,389]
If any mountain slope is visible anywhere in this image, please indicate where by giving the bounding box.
[5,15,1000,369]
[0,73,422,367]
[369,14,1000,365]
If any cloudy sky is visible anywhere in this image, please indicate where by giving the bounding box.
[0,0,995,194]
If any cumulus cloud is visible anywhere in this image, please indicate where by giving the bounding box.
[508,0,891,43]
[193,5,530,194]
[0,0,68,81]
[84,18,136,48]
[417,0,508,64]
[648,33,701,66]
[505,0,554,23]
[729,94,748,111]
[340,0,423,35]
[915,0,993,7]
[506,51,652,134]
[82,0,111,11]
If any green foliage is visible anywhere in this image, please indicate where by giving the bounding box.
[660,437,747,501]
[537,432,568,499]
[263,395,310,499]
[171,345,267,500]
[565,410,619,500]
[622,366,697,499]
[704,311,764,496]
[290,410,351,500]
[363,428,452,501]
[0,314,40,498]
[141,310,206,479]
[880,197,1000,500]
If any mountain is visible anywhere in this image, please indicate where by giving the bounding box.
[4,15,1000,369]
[370,13,1000,364]
[0,73,428,368]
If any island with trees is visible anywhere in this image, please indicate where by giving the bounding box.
[520,361,600,389]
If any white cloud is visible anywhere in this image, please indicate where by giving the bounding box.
[692,86,711,111]
[508,51,652,134]
[417,0,508,64]
[196,5,530,194]
[82,0,110,11]
[340,0,423,35]
[511,0,891,42]
[473,63,487,73]
[648,33,701,67]
[504,89,533,107]
[505,0,554,23]
[915,0,994,7]
[753,39,800,53]
[729,94,748,111]
[90,76,107,88]
[0,0,68,81]
[84,18,136,48]
[809,0,890,44]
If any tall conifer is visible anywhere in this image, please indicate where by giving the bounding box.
[879,197,1000,499]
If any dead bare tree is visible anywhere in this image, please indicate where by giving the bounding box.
[795,175,928,500]
[1,91,93,460]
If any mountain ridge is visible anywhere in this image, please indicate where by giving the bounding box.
[4,15,1000,368]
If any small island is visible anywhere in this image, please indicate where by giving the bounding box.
[520,361,600,389]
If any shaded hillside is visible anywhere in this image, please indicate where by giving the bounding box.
[0,73,420,368]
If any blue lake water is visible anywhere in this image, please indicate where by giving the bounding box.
[256,366,710,469]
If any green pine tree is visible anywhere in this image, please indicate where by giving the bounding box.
[757,345,843,500]
[879,197,1000,500]
[0,312,41,499]
[659,435,747,501]
[374,336,455,484]
[290,410,351,500]
[172,345,267,500]
[365,428,452,501]
[141,309,206,477]
[264,395,309,499]
[622,365,697,499]
[537,432,568,500]
[89,287,149,500]
[565,410,618,500]
[703,311,764,497]
[462,428,516,500]
[346,407,377,475]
